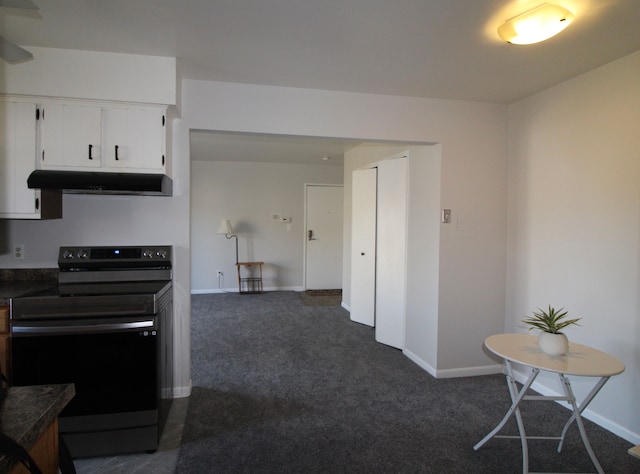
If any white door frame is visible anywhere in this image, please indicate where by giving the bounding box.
[303,183,344,290]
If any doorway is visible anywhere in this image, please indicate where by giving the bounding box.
[304,184,344,290]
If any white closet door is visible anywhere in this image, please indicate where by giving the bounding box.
[350,168,377,326]
[375,157,408,349]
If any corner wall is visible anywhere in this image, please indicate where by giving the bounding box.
[507,50,640,443]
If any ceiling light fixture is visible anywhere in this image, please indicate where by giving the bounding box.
[498,3,574,45]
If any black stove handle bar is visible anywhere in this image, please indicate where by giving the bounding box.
[11,319,156,336]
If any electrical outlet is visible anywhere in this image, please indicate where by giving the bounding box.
[14,244,25,260]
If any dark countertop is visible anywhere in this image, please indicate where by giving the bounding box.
[0,281,58,306]
[0,383,75,471]
[0,269,58,306]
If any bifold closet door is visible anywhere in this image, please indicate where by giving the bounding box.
[350,167,377,326]
[375,157,407,349]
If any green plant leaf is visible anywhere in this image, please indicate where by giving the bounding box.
[522,306,581,334]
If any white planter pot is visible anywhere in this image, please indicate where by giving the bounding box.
[538,332,569,356]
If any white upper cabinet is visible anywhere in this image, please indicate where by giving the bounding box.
[0,100,61,219]
[104,106,165,171]
[38,103,102,169]
[37,101,167,173]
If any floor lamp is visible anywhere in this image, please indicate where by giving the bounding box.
[217,219,238,264]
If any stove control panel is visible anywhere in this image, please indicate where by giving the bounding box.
[59,246,172,269]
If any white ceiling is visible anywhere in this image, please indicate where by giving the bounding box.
[190,131,359,166]
[3,0,639,162]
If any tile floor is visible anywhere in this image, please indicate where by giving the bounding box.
[73,397,189,473]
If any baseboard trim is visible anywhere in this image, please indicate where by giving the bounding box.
[403,349,437,377]
[172,381,192,398]
[403,349,503,379]
[191,288,222,294]
[191,286,304,295]
[434,364,504,379]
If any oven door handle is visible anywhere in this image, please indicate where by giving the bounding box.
[11,319,156,336]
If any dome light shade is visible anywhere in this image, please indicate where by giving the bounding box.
[498,3,574,45]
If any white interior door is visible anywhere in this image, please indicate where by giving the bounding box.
[375,156,408,349]
[350,168,377,326]
[305,184,343,290]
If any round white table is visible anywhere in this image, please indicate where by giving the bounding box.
[474,333,625,474]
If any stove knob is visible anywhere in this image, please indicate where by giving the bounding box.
[62,249,75,259]
[143,249,154,258]
[76,249,88,259]
[156,249,168,259]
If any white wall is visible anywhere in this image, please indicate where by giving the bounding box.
[405,145,442,373]
[191,159,343,292]
[507,51,640,443]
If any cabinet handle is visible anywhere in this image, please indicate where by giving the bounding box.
[115,145,119,161]
[35,198,40,210]
[88,144,93,160]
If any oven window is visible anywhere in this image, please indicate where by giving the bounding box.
[12,330,158,416]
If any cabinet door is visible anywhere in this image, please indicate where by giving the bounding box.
[105,107,165,171]
[38,104,102,169]
[0,101,40,217]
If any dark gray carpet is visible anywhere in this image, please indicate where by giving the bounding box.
[297,291,342,306]
[176,291,637,473]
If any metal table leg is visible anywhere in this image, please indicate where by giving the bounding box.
[475,365,610,474]
[557,374,606,474]
[557,375,609,452]
[474,361,539,473]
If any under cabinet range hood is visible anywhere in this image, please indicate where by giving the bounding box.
[27,170,173,196]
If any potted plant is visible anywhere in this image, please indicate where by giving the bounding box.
[522,306,581,356]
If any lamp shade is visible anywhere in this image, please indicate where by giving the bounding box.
[498,3,574,45]
[217,219,235,235]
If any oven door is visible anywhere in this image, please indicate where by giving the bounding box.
[12,315,159,454]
